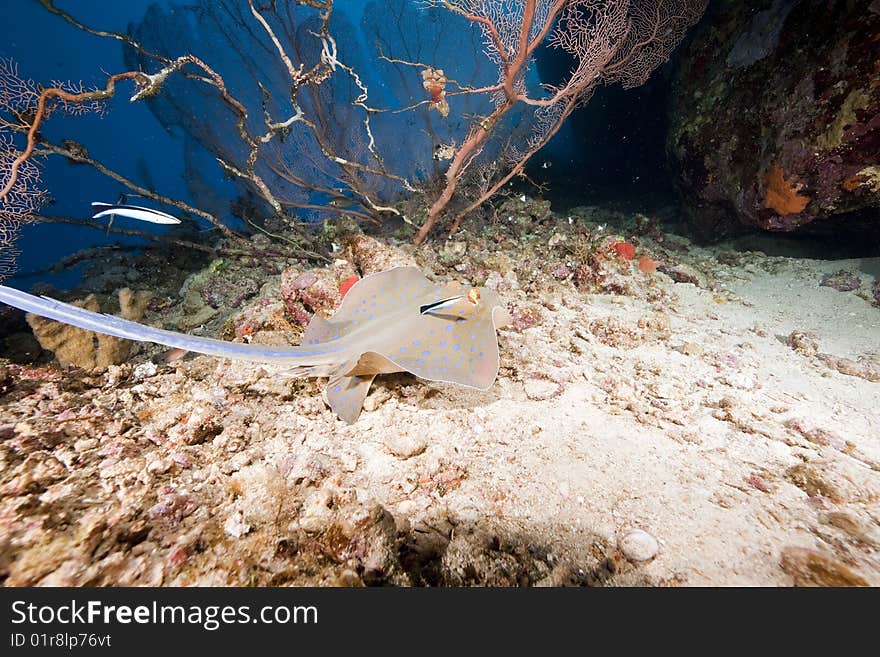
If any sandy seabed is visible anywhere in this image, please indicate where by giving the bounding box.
[1,204,878,586]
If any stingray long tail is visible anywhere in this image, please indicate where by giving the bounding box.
[0,285,343,368]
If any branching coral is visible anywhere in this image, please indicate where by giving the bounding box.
[1,0,708,271]
[0,133,48,282]
[0,55,300,280]
[413,0,707,243]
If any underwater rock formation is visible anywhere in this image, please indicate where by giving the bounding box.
[26,288,153,369]
[668,0,880,240]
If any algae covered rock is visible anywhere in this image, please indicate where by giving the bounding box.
[26,288,154,369]
[668,0,880,241]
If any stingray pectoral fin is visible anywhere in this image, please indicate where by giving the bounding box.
[303,313,333,344]
[492,304,512,330]
[324,351,403,423]
[328,267,433,325]
[348,351,404,376]
[325,372,377,424]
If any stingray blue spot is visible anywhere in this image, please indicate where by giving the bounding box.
[439,341,446,347]
[445,325,453,332]
[422,350,430,357]
[429,330,435,335]
[469,357,474,363]
[454,344,461,352]
[470,346,476,353]
[416,358,425,364]
[333,334,340,340]
[454,363,461,368]
[441,368,448,373]
[470,334,476,340]
[413,340,421,346]
[362,299,366,304]
[353,376,360,382]
[333,385,341,393]
[433,360,439,366]
[400,347,406,353]
[371,302,376,307]
[442,356,448,362]
[371,294,376,299]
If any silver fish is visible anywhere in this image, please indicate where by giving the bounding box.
[91,202,181,225]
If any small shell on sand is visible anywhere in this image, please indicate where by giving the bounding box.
[384,433,428,459]
[618,528,659,562]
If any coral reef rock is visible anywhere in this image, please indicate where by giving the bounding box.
[26,288,153,369]
[668,0,880,242]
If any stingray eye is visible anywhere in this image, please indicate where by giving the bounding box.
[466,288,480,306]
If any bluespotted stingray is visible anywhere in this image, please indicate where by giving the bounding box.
[0,267,511,423]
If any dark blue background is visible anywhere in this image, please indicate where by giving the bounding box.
[1,1,669,290]
[1,1,383,288]
[3,1,187,287]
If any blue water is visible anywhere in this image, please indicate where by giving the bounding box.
[2,1,181,287]
[1,1,666,290]
[0,1,380,288]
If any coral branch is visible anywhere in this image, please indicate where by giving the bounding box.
[0,70,140,202]
[36,140,243,241]
[9,0,708,267]
[413,0,707,243]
